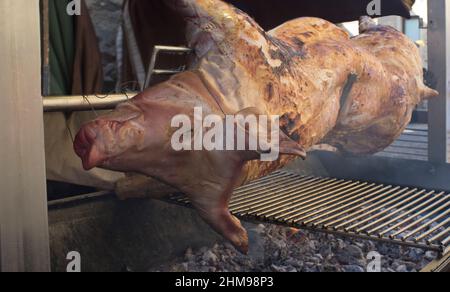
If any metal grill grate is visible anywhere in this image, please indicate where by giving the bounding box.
[169,171,450,255]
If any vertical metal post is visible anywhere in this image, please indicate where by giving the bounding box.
[41,0,50,96]
[428,0,450,164]
[0,0,51,271]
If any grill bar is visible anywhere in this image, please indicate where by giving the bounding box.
[232,172,295,199]
[168,171,450,254]
[231,178,342,213]
[248,181,365,217]
[229,176,320,209]
[401,209,450,241]
[379,196,447,237]
[290,185,393,223]
[262,183,376,219]
[441,235,450,246]
[323,188,419,229]
[369,192,446,236]
[415,217,450,242]
[308,187,412,226]
[389,201,450,239]
[345,191,433,233]
[428,228,450,245]
[353,191,435,234]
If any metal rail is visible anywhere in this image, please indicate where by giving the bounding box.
[421,252,450,272]
[168,170,450,254]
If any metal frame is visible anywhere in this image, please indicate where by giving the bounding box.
[422,252,450,272]
[42,46,191,112]
[0,0,50,272]
[144,45,191,89]
[428,0,450,164]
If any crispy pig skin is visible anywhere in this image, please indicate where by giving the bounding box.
[74,0,437,253]
[167,0,436,181]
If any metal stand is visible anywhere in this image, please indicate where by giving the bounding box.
[144,45,191,89]
[428,0,450,164]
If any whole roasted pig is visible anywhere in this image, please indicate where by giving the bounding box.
[74,0,437,253]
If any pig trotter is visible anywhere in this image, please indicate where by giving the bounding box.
[194,202,249,254]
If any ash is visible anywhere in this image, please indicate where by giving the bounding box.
[151,224,438,272]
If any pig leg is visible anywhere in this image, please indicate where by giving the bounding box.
[186,164,250,254]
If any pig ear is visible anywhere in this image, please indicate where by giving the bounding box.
[233,108,307,161]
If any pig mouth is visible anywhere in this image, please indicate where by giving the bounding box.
[74,127,108,171]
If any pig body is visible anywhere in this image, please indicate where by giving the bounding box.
[74,0,436,253]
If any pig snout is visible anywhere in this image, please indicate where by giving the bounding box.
[74,116,147,171]
[74,120,111,171]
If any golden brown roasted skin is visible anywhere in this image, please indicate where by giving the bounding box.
[168,0,436,183]
[75,0,437,253]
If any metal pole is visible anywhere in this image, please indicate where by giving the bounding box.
[428,0,450,164]
[41,0,50,96]
[43,94,135,112]
[0,0,50,272]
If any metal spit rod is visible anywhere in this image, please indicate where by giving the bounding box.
[43,94,135,112]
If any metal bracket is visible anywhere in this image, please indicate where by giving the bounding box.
[144,45,192,89]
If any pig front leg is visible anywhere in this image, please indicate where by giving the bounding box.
[185,163,250,254]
